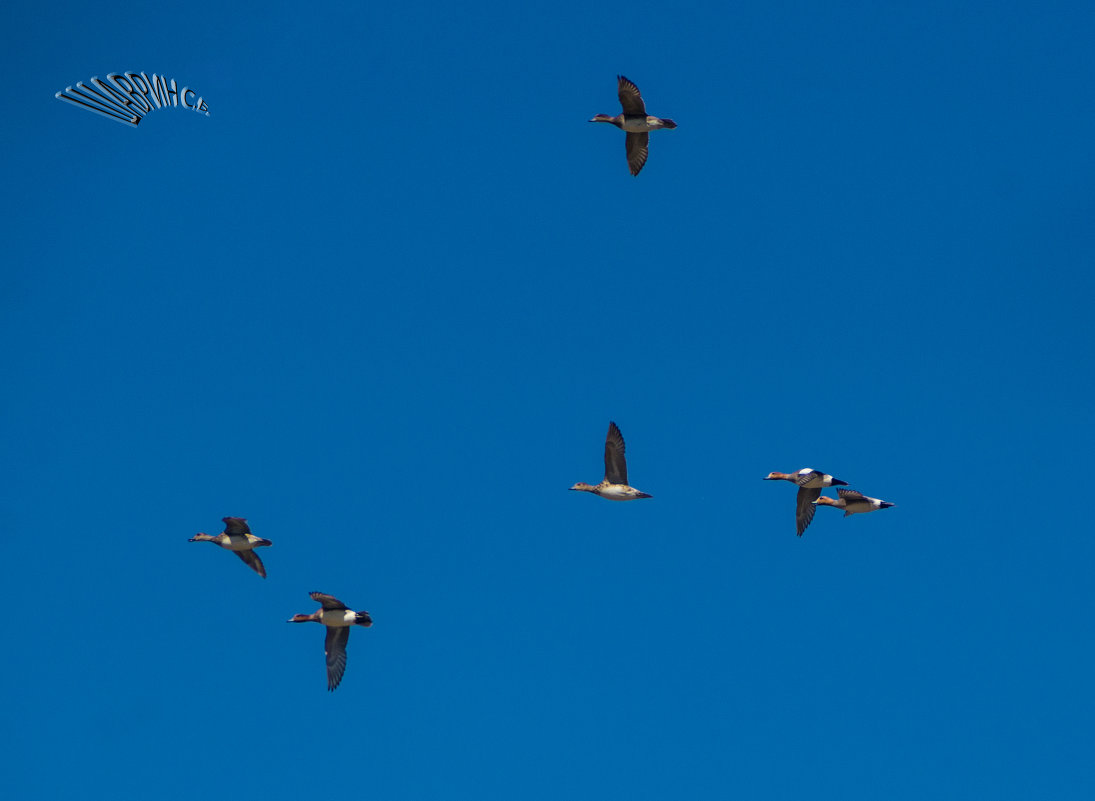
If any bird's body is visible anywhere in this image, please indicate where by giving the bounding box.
[571,482,650,501]
[570,421,652,501]
[764,469,848,536]
[288,592,373,691]
[189,517,272,577]
[614,116,674,133]
[320,608,363,627]
[590,75,676,176]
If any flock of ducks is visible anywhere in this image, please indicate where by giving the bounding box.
[185,77,892,691]
[568,424,896,537]
[188,517,373,691]
[189,421,894,690]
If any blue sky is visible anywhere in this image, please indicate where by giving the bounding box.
[3,1,1095,798]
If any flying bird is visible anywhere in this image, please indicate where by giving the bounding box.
[814,489,896,517]
[590,75,677,176]
[763,469,849,536]
[570,421,653,500]
[188,516,272,577]
[288,592,373,691]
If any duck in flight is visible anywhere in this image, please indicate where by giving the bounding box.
[590,75,677,176]
[815,489,895,517]
[288,592,373,691]
[763,469,848,536]
[570,421,653,501]
[188,516,272,577]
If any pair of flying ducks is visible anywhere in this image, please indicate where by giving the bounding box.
[763,469,896,536]
[189,519,370,691]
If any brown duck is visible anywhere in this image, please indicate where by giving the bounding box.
[188,516,272,577]
[288,592,373,691]
[590,75,677,175]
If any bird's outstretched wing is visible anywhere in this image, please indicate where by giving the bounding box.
[324,626,350,691]
[795,486,822,536]
[235,549,267,578]
[222,517,251,535]
[310,592,348,610]
[625,132,649,176]
[617,75,646,116]
[603,421,629,485]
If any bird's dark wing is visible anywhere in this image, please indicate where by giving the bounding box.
[625,132,649,176]
[603,421,629,485]
[310,592,347,610]
[837,489,866,501]
[617,75,646,116]
[324,626,350,691]
[235,550,267,578]
[795,486,822,536]
[222,517,251,535]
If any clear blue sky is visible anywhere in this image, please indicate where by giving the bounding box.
[3,1,1095,799]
